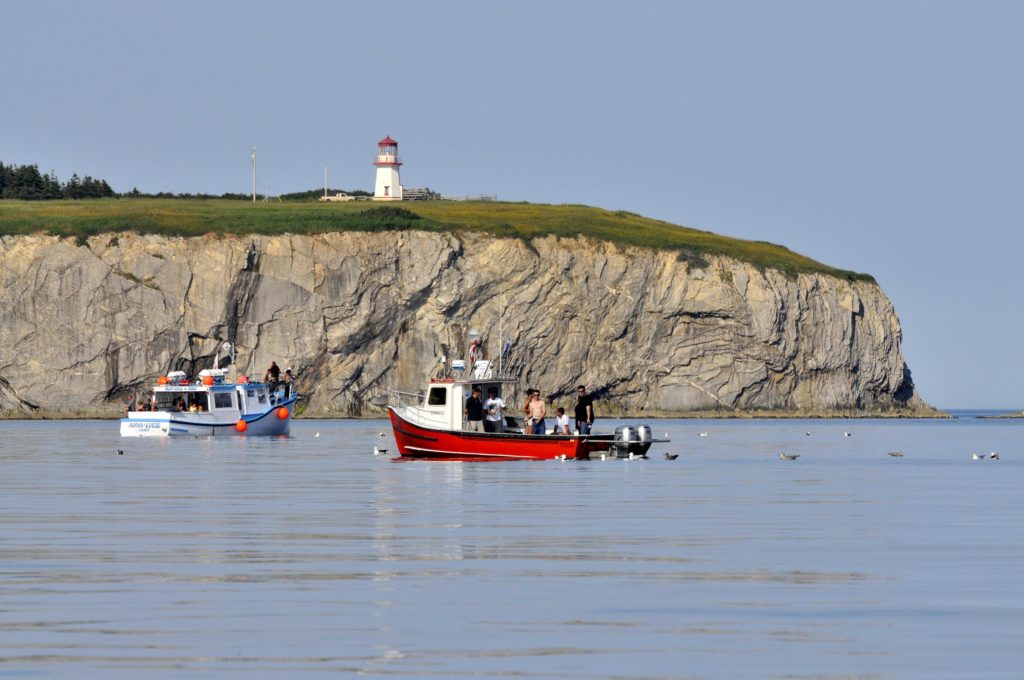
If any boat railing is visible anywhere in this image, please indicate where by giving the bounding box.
[390,390,424,409]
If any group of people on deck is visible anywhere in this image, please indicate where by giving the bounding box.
[263,361,295,396]
[464,385,595,435]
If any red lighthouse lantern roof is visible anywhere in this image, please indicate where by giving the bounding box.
[378,135,398,146]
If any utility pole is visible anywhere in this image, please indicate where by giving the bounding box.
[251,146,257,203]
[324,163,328,198]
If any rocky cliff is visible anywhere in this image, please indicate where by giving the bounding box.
[0,231,929,416]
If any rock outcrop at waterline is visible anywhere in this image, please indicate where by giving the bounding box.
[0,231,930,416]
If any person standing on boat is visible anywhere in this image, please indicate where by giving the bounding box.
[483,387,505,433]
[281,368,294,396]
[522,389,536,432]
[265,361,281,385]
[574,385,595,435]
[527,391,547,434]
[554,407,570,434]
[464,386,485,432]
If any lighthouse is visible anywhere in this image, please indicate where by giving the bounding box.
[372,135,403,201]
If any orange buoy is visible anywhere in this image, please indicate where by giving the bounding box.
[157,376,170,385]
[202,375,214,386]
[235,419,248,432]
[276,407,289,420]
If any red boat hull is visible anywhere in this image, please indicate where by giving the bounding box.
[388,407,605,460]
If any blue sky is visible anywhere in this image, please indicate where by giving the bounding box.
[3,1,1021,408]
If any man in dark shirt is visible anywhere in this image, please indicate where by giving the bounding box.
[574,385,595,435]
[464,386,485,432]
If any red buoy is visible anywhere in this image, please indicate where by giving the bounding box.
[202,375,214,386]
[235,419,247,432]
[157,376,170,385]
[276,407,289,420]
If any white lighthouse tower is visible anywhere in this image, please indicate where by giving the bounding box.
[372,135,403,201]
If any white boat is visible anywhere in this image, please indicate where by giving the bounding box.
[120,367,298,437]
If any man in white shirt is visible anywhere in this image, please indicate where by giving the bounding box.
[554,407,571,434]
[483,387,506,433]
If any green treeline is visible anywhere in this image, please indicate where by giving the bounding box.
[0,161,115,200]
[0,161,374,202]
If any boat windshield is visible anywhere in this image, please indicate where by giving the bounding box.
[154,390,209,412]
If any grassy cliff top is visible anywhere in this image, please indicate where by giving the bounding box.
[0,198,873,281]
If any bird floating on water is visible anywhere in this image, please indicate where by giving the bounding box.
[699,432,709,437]
[779,451,799,461]
[971,452,984,460]
[989,451,1000,460]
[373,446,388,456]
[314,432,320,438]
[664,453,679,460]
[378,432,386,437]
[117,449,124,455]
[805,432,812,436]
[843,432,852,437]
[627,452,648,460]
[888,451,904,458]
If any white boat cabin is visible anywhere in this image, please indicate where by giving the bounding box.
[401,377,517,431]
[144,370,287,416]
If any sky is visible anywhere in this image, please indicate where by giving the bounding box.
[2,1,1022,409]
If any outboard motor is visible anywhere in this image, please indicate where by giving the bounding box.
[611,424,655,459]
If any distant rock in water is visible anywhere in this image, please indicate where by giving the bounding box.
[0,230,932,417]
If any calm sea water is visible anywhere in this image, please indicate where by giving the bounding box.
[2,414,1022,679]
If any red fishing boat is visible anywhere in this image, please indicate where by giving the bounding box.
[388,353,665,460]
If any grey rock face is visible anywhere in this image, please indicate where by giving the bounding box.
[0,231,928,415]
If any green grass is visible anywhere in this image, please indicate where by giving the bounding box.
[0,198,874,281]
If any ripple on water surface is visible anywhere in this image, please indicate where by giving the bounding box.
[1,417,1023,678]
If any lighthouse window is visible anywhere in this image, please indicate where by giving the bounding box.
[383,186,390,196]
[427,387,447,406]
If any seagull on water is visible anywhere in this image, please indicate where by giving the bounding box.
[989,451,1000,460]
[117,449,124,455]
[374,446,388,456]
[971,452,984,460]
[699,432,709,437]
[627,452,648,460]
[314,432,320,438]
[805,432,812,436]
[888,451,904,458]
[843,432,852,437]
[664,453,679,460]
[378,432,386,437]
[779,451,799,461]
